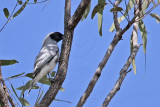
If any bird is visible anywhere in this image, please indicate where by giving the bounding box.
[28,32,64,95]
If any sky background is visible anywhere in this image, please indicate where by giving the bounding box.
[0,0,160,107]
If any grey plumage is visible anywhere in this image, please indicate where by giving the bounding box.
[28,32,64,95]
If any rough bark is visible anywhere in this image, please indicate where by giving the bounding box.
[102,45,140,107]
[36,0,91,106]
[0,64,9,107]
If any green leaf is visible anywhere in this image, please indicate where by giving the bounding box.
[124,0,136,15]
[60,87,65,91]
[82,2,91,21]
[132,58,136,74]
[16,85,39,90]
[98,13,103,36]
[11,83,19,100]
[5,72,25,80]
[39,76,51,85]
[150,13,160,23]
[25,73,51,85]
[91,3,107,19]
[138,21,147,54]
[142,0,149,15]
[34,0,37,3]
[25,73,34,79]
[17,0,23,5]
[18,80,38,97]
[11,83,30,106]
[0,60,18,66]
[35,90,43,106]
[151,0,156,5]
[50,71,56,77]
[130,33,136,74]
[19,97,30,106]
[54,98,71,104]
[97,0,106,36]
[110,7,123,12]
[12,0,29,18]
[3,8,9,19]
[109,15,125,32]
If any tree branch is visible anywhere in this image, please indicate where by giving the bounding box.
[36,0,91,106]
[102,44,140,107]
[108,0,122,32]
[0,63,9,107]
[68,0,91,29]
[76,6,140,107]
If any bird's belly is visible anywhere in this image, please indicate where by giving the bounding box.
[47,55,58,72]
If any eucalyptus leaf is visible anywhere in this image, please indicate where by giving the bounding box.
[130,33,136,74]
[150,13,160,23]
[91,3,107,19]
[50,71,56,77]
[0,60,18,66]
[3,8,9,19]
[97,0,106,36]
[16,85,39,90]
[5,72,24,80]
[138,21,147,54]
[132,58,136,74]
[60,87,65,91]
[38,76,51,85]
[82,2,91,20]
[35,90,43,106]
[12,0,29,18]
[110,7,123,12]
[11,83,19,100]
[54,98,71,104]
[124,0,136,15]
[142,0,149,15]
[19,97,30,106]
[25,73,34,79]
[34,0,37,3]
[109,15,125,32]
[17,0,23,5]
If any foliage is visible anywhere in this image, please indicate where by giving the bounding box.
[1,0,160,106]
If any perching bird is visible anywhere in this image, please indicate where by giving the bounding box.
[28,32,64,94]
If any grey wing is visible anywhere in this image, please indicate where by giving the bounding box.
[33,46,59,77]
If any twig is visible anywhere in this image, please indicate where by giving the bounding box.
[36,0,91,106]
[68,0,91,29]
[27,0,49,4]
[0,2,18,32]
[136,2,160,22]
[76,4,140,107]
[108,0,129,25]
[124,0,130,20]
[102,44,140,107]
[0,63,10,107]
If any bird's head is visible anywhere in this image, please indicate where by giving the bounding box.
[50,32,64,42]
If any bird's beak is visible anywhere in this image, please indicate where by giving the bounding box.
[62,35,64,39]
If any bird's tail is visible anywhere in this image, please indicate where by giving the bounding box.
[27,79,36,96]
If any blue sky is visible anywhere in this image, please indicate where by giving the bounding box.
[0,0,160,107]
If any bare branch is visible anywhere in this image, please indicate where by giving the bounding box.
[27,0,49,4]
[108,0,122,31]
[36,0,91,106]
[0,63,10,107]
[68,0,91,29]
[77,3,141,106]
[102,44,140,107]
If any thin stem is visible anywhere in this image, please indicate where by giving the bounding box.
[0,2,18,32]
